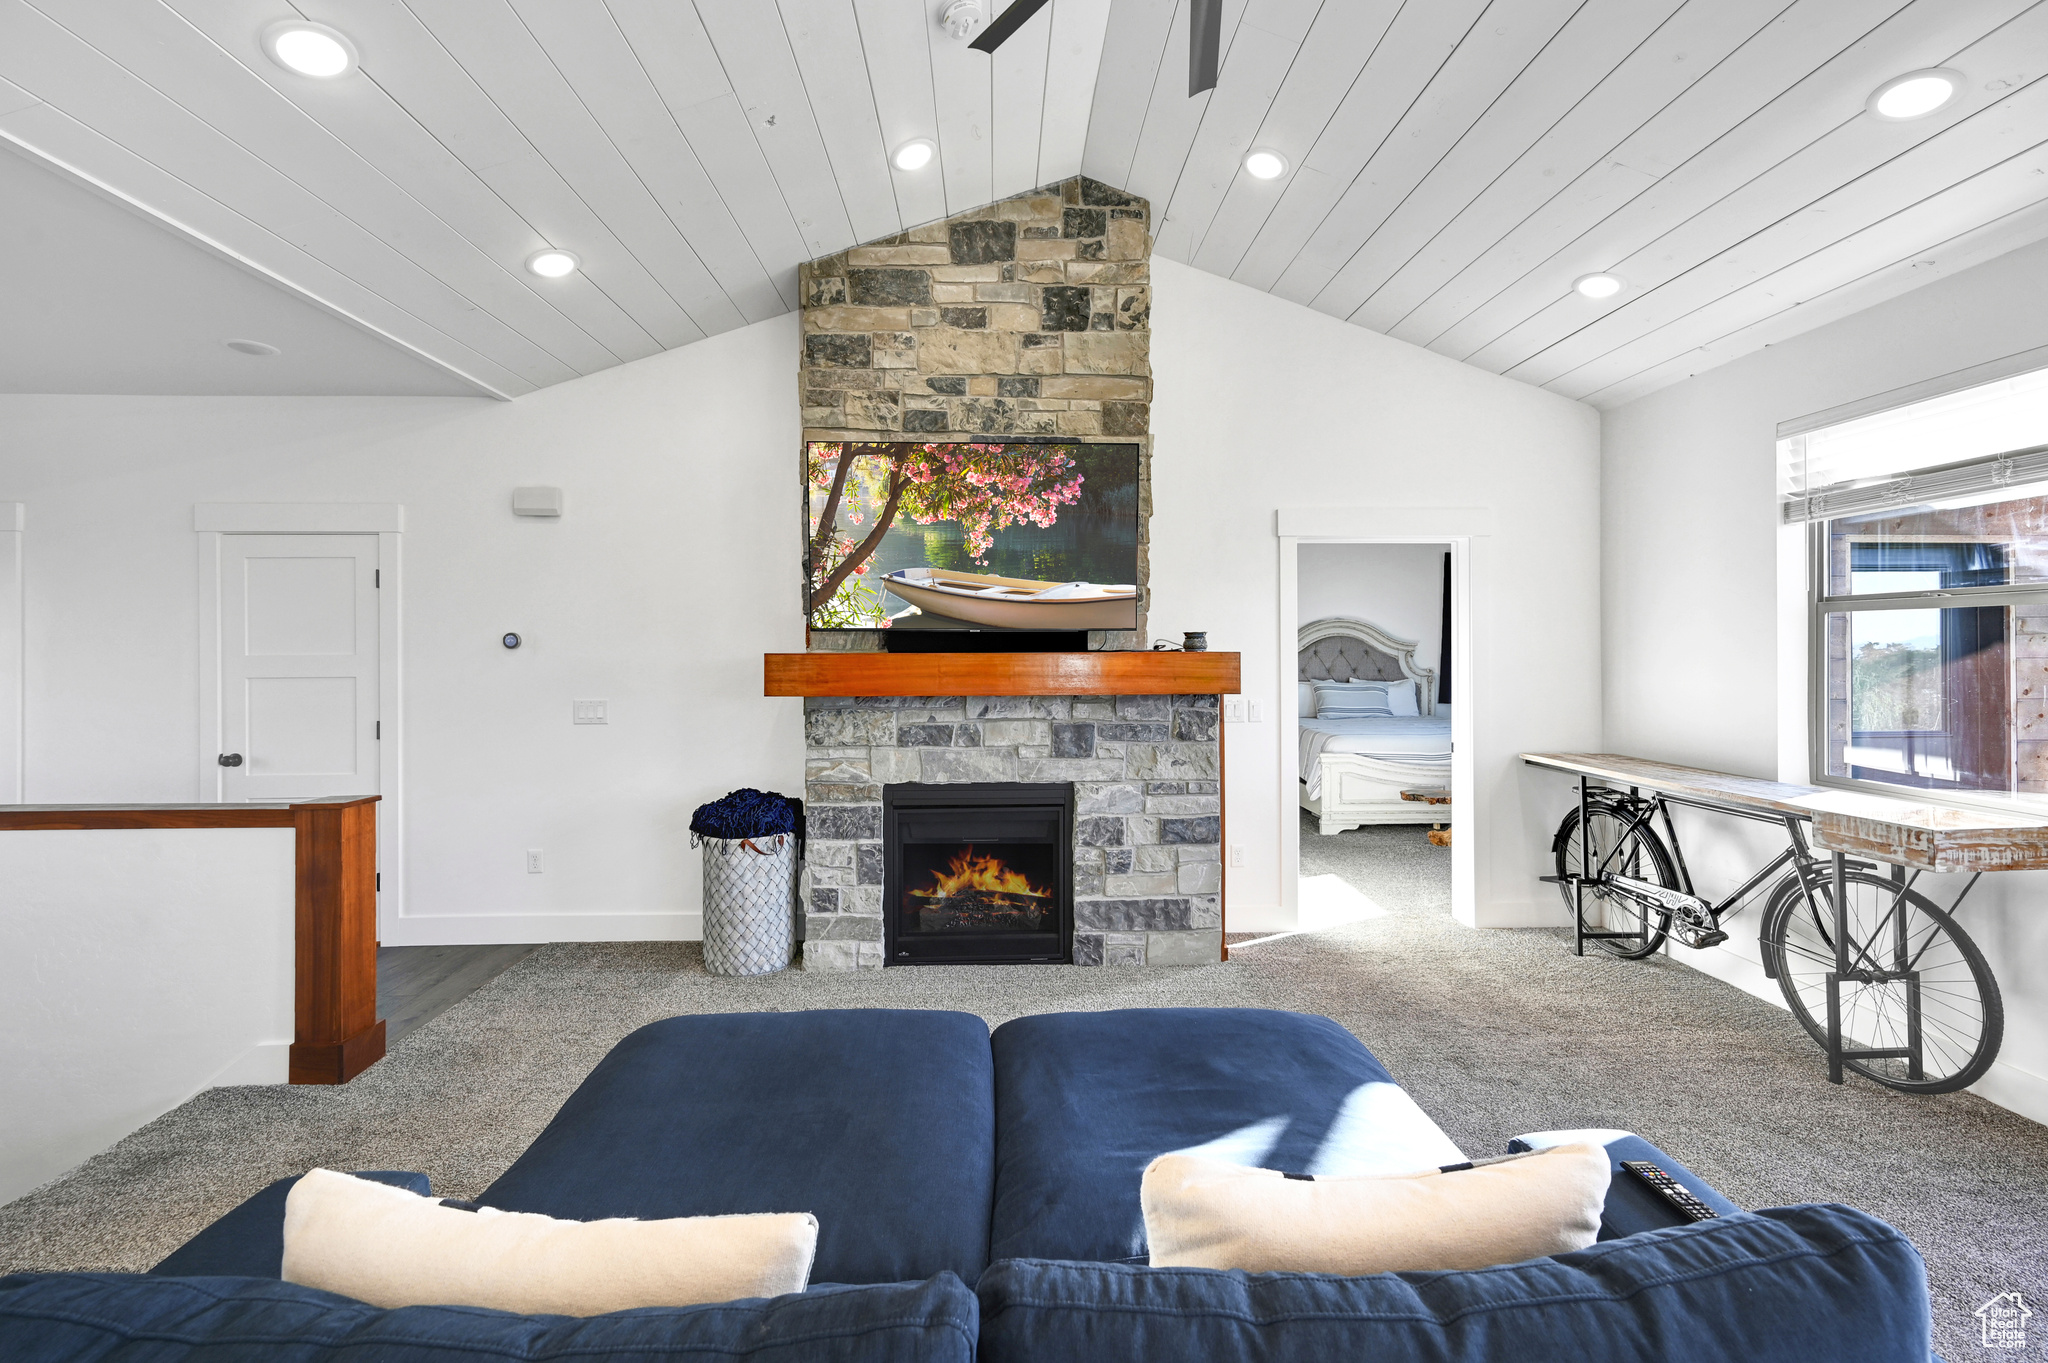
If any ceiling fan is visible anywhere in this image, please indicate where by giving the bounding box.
[962,0,1220,96]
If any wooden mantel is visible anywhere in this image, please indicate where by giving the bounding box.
[764,650,1241,697]
[0,795,385,1084]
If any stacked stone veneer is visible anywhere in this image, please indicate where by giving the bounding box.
[801,694,1222,970]
[799,175,1151,649]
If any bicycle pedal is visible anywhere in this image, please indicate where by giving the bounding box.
[1673,924,1729,951]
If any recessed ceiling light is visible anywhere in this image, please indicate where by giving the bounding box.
[1868,69,1960,120]
[526,249,580,279]
[225,339,280,356]
[263,21,356,78]
[893,139,936,172]
[1244,150,1288,180]
[1574,272,1624,300]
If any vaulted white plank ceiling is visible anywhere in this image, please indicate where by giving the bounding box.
[1,0,2043,407]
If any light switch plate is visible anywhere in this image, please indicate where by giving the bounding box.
[1224,699,1245,723]
[1247,701,1264,723]
[573,699,607,724]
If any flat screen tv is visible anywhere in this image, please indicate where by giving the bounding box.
[805,440,1140,634]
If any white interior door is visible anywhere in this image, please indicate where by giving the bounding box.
[218,535,379,803]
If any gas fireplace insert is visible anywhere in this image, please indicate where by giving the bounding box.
[882,782,1074,965]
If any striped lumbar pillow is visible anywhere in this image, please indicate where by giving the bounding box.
[1313,681,1398,718]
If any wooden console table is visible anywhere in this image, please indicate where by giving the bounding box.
[1521,752,2048,871]
[0,795,385,1083]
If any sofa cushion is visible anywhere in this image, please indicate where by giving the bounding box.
[480,1010,996,1287]
[0,1270,977,1363]
[989,1009,1461,1266]
[975,1203,1930,1363]
[152,1171,430,1279]
[1507,1130,1743,1240]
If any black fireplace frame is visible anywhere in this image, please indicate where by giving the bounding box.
[882,781,1074,966]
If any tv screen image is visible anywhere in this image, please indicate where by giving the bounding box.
[805,441,1140,633]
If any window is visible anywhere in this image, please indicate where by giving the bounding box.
[1785,367,2048,800]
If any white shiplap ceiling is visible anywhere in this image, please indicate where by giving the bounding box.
[0,145,479,395]
[0,0,2043,407]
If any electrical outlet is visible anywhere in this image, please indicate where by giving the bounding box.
[1224,699,1245,723]
[1229,845,1245,867]
[573,699,608,724]
[526,849,543,874]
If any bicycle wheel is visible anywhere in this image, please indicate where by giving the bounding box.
[1760,869,2002,1094]
[1552,802,1676,959]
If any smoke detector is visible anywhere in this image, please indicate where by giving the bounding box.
[941,1,983,41]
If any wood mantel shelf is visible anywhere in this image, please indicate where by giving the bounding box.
[764,651,1241,697]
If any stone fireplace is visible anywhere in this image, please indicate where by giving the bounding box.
[800,693,1222,969]
[798,174,1152,651]
[780,173,1229,971]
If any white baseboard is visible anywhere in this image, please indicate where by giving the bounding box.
[1969,1055,2048,1126]
[382,912,703,947]
[1667,938,2047,1127]
[1226,903,1289,933]
[206,1040,289,1087]
[1473,897,1570,929]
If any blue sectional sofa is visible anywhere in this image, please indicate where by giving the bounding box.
[0,1008,1932,1361]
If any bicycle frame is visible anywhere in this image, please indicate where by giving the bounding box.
[1555,779,1809,955]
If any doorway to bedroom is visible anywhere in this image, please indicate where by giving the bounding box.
[1289,542,1455,933]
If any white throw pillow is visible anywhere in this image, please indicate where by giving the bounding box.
[282,1168,817,1315]
[1298,681,1319,716]
[1141,1143,1608,1275]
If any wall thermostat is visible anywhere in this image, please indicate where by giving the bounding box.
[511,486,563,517]
[503,633,522,649]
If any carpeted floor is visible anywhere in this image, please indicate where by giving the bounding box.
[3,812,2041,1357]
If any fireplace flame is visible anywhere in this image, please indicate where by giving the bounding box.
[910,846,1048,900]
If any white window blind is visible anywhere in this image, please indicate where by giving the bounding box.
[1779,367,2048,523]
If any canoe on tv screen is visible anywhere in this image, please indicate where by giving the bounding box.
[804,441,1140,632]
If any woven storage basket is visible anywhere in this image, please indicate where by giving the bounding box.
[699,833,795,976]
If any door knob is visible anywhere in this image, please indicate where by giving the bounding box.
[218,753,244,767]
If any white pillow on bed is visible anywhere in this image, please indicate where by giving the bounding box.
[1298,681,1319,717]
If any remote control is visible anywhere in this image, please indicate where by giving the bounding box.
[1621,1161,1718,1222]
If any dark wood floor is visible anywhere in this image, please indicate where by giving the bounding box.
[377,944,538,1045]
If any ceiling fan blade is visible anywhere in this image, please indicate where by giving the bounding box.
[969,0,1053,53]
[1188,0,1221,95]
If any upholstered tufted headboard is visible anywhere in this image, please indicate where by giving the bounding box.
[1298,616,1436,716]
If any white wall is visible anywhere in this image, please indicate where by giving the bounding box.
[0,263,1600,947]
[1603,235,2048,1123]
[0,316,803,945]
[1150,258,1602,930]
[1298,542,1448,680]
[0,828,294,1202]
[0,503,19,801]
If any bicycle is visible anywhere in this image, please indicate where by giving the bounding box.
[1545,780,2002,1095]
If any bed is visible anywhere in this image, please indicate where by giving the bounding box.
[1297,616,1450,835]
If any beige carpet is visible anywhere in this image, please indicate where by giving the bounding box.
[1,816,2039,1359]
